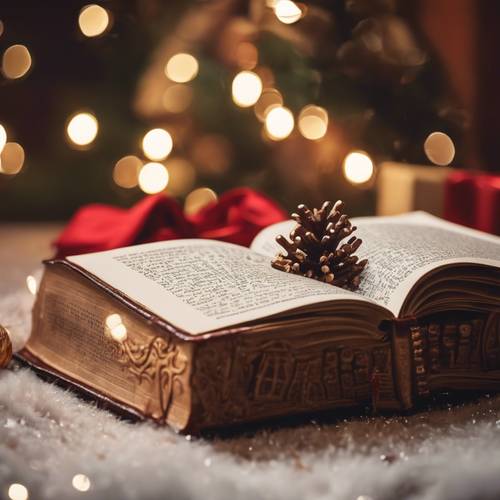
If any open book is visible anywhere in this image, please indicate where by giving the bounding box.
[19,212,500,432]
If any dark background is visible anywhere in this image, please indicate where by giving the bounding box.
[0,0,497,220]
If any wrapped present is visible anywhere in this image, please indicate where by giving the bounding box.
[377,162,500,235]
[444,171,500,235]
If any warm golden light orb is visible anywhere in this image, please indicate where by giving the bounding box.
[274,0,302,24]
[191,135,232,176]
[343,151,374,184]
[0,124,6,152]
[142,128,173,161]
[254,66,275,88]
[235,42,258,70]
[26,275,37,295]
[8,483,29,500]
[162,84,192,114]
[166,158,196,196]
[265,106,294,140]
[0,142,25,175]
[138,162,169,194]
[72,474,91,492]
[105,313,122,329]
[113,155,142,188]
[105,313,127,342]
[231,71,263,107]
[2,44,31,79]
[254,88,283,122]
[78,4,110,38]
[424,131,455,166]
[184,187,218,216]
[164,53,199,83]
[110,324,127,342]
[66,113,98,147]
[298,105,328,140]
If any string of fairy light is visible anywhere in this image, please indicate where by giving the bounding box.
[0,1,457,220]
[6,473,91,500]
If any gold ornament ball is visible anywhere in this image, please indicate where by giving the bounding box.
[0,325,13,368]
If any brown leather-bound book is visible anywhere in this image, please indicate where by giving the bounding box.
[18,212,500,433]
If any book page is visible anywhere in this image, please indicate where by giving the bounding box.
[251,212,500,316]
[68,239,375,335]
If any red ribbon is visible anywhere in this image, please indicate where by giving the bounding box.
[444,171,500,235]
[54,187,287,258]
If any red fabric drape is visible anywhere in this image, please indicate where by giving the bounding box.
[54,188,287,258]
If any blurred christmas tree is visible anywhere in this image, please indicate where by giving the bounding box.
[0,0,465,220]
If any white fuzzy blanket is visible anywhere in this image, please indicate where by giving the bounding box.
[2,288,500,500]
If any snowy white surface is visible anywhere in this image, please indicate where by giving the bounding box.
[2,353,500,500]
[1,225,500,500]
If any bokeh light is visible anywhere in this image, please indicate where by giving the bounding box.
[2,44,31,79]
[142,128,173,161]
[254,88,283,122]
[105,313,127,342]
[78,4,110,38]
[265,106,294,140]
[191,134,232,176]
[113,155,142,189]
[231,71,263,107]
[343,151,374,184]
[298,105,328,140]
[0,124,6,152]
[0,142,25,175]
[66,113,98,147]
[72,474,91,492]
[423,131,455,166]
[184,187,218,215]
[105,313,122,329]
[26,275,37,295]
[164,53,199,83]
[274,0,302,24]
[138,162,169,194]
[254,66,275,88]
[235,42,258,70]
[7,483,28,500]
[162,84,192,114]
[166,158,196,196]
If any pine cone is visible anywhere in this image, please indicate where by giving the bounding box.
[271,200,368,290]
